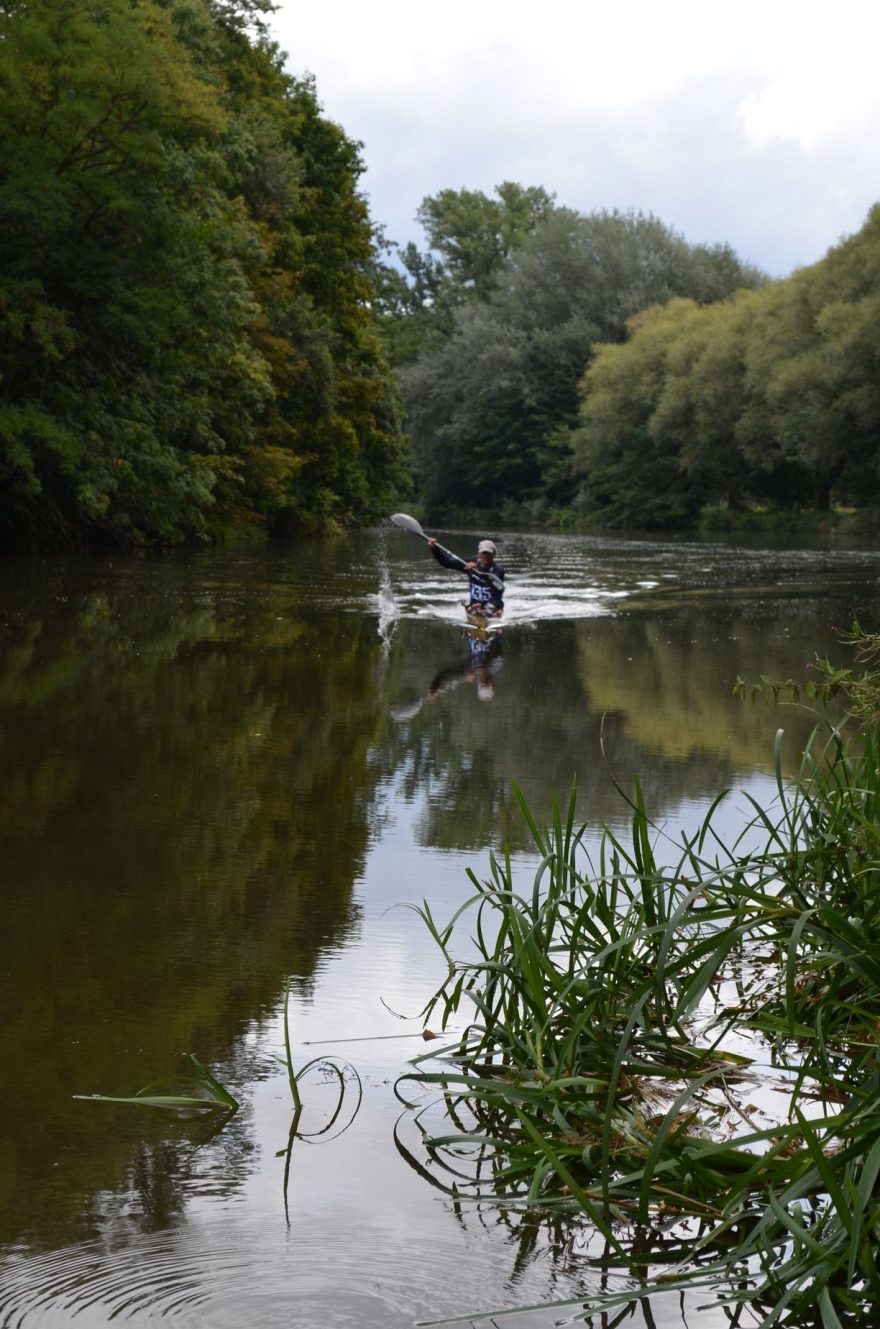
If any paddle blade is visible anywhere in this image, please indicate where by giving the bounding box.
[390,701,423,722]
[390,512,426,540]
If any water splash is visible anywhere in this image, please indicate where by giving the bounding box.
[375,566,400,649]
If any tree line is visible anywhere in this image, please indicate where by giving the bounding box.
[375,184,764,520]
[379,182,880,527]
[0,0,408,549]
[569,205,880,526]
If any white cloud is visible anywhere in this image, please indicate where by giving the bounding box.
[271,0,880,274]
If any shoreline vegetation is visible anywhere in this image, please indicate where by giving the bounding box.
[404,629,880,1327]
[409,503,880,541]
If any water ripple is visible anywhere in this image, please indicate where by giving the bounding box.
[374,528,880,631]
[0,1220,597,1328]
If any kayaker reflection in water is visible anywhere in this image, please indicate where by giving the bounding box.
[426,639,504,704]
[389,644,504,721]
[426,536,505,617]
[388,534,505,718]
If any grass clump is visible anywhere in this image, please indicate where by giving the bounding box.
[404,633,880,1326]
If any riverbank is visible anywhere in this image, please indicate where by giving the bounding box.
[420,502,880,543]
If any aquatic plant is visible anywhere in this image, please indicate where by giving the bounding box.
[74,1054,239,1112]
[278,981,362,1126]
[276,982,363,1222]
[75,983,363,1225]
[73,983,362,1139]
[403,674,880,1325]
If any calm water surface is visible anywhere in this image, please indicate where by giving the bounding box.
[2,528,879,1328]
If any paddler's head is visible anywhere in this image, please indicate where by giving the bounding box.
[477,539,496,568]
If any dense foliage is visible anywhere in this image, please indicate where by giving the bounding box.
[0,0,407,548]
[373,182,557,367]
[571,205,880,526]
[379,191,762,517]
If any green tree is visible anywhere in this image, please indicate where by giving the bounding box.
[742,210,880,509]
[373,182,556,367]
[676,295,758,507]
[638,295,766,512]
[573,283,822,525]
[404,209,763,514]
[0,0,407,549]
[572,202,880,526]
[0,0,271,546]
[571,300,704,526]
[416,181,556,293]
[213,38,410,533]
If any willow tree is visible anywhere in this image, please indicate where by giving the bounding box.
[570,300,707,526]
[572,203,880,523]
[741,210,880,509]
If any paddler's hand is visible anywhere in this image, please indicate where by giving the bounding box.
[464,561,476,570]
[427,537,437,547]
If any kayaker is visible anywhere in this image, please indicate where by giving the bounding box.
[426,537,505,616]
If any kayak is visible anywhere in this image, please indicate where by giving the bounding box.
[463,609,503,648]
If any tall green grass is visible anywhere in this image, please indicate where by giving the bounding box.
[405,657,880,1325]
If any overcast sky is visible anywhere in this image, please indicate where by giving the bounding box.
[271,0,880,277]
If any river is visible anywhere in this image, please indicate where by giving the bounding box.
[1,527,878,1327]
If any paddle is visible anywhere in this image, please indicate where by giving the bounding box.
[389,512,425,537]
[390,511,443,549]
[390,512,461,569]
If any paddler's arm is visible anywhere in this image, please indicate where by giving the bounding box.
[426,537,468,573]
[427,660,471,696]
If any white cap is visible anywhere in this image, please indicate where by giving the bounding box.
[477,539,496,555]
